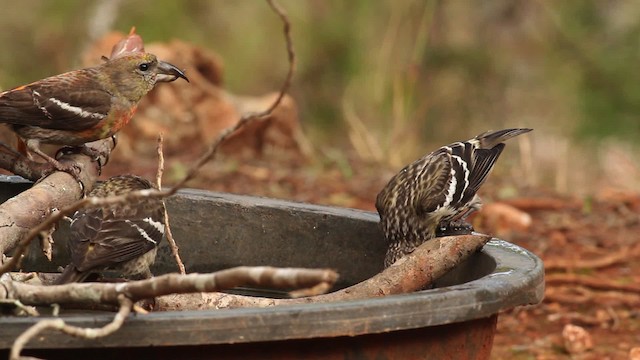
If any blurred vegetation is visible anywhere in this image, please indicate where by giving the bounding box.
[1,0,639,192]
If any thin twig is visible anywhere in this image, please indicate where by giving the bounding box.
[545,242,640,271]
[155,133,165,190]
[545,285,640,307]
[546,273,640,293]
[10,295,132,360]
[166,0,295,193]
[2,267,338,305]
[156,134,186,274]
[11,319,65,360]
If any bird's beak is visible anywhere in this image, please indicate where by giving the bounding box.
[155,61,189,83]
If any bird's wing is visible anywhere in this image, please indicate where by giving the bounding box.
[67,209,102,271]
[0,70,112,131]
[461,144,505,204]
[414,150,454,215]
[69,204,164,273]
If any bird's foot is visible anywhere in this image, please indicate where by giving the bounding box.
[55,143,109,176]
[44,156,80,176]
[37,151,85,193]
[436,220,474,237]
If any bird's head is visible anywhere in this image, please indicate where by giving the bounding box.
[100,52,189,103]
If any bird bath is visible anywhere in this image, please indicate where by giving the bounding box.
[0,177,544,359]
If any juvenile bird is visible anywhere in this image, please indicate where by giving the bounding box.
[55,175,165,284]
[0,52,188,172]
[376,128,532,267]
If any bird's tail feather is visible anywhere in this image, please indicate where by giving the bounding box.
[54,265,88,285]
[475,128,532,149]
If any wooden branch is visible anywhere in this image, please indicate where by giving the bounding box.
[0,142,51,181]
[10,295,132,360]
[547,311,617,328]
[501,197,581,211]
[545,286,640,307]
[546,273,640,294]
[0,138,114,274]
[1,267,338,306]
[155,234,491,311]
[545,242,640,271]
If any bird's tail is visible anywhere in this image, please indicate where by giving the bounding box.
[54,265,88,285]
[474,128,532,149]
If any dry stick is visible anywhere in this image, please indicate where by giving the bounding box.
[545,242,640,271]
[155,134,165,191]
[10,295,133,360]
[545,285,640,307]
[0,0,295,276]
[166,0,295,193]
[156,134,186,274]
[8,267,334,358]
[546,273,640,294]
[155,234,491,311]
[502,197,581,211]
[0,141,51,181]
[2,267,338,305]
[547,311,616,328]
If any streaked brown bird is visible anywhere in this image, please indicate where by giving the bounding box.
[376,128,532,267]
[55,175,165,284]
[0,52,188,171]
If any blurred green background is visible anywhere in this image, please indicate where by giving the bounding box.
[1,0,639,194]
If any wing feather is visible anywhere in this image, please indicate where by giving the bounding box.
[68,199,164,273]
[0,69,112,131]
[461,144,505,204]
[414,151,453,215]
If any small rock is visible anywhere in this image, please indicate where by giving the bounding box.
[476,202,532,237]
[562,324,593,354]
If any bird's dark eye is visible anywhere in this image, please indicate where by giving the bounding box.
[139,63,150,71]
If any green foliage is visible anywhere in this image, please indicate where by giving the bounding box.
[0,0,90,85]
[549,1,640,140]
[1,0,639,162]
[115,0,212,44]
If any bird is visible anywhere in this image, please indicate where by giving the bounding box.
[0,52,188,173]
[376,128,532,267]
[54,174,165,284]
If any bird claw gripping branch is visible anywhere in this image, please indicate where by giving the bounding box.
[0,49,188,187]
[52,134,118,195]
[55,140,113,175]
[376,128,532,267]
[436,220,475,237]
